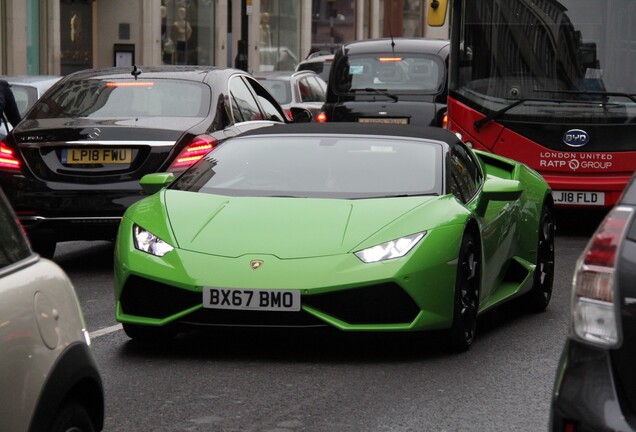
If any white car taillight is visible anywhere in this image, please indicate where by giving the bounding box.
[571,206,633,347]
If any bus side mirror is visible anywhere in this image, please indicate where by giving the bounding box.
[427,0,448,27]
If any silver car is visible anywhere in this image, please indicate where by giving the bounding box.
[0,187,103,432]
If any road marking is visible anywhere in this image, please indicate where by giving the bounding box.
[90,324,123,339]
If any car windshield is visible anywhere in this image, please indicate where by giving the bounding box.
[334,53,445,94]
[170,134,443,199]
[453,0,636,123]
[257,79,292,104]
[28,79,212,119]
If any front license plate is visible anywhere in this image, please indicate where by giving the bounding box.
[553,190,605,206]
[63,148,132,164]
[202,287,301,312]
[358,117,408,125]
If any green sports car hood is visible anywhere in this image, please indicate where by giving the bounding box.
[163,190,444,259]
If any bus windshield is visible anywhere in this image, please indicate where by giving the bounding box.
[452,0,636,123]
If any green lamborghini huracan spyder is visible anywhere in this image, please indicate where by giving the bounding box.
[114,123,555,352]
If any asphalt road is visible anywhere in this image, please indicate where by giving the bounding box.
[53,209,604,432]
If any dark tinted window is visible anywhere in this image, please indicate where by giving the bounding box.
[245,77,286,122]
[299,76,326,102]
[0,191,30,268]
[229,77,263,122]
[30,79,211,119]
[449,143,482,202]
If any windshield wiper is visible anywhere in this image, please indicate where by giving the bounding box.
[352,88,398,102]
[474,97,579,131]
[360,193,439,199]
[534,90,636,104]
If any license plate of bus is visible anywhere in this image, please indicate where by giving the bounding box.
[553,190,605,206]
[202,287,301,311]
[63,148,132,164]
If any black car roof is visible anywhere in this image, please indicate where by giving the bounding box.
[236,123,459,146]
[340,38,450,56]
[60,65,237,82]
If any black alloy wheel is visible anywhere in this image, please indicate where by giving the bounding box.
[448,232,480,352]
[527,204,555,312]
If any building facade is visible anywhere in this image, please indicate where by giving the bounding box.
[0,0,448,75]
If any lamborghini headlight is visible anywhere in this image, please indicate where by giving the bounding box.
[354,232,426,263]
[133,224,174,257]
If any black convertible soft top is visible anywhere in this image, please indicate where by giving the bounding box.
[238,123,460,146]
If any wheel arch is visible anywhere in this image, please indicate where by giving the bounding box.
[28,342,104,432]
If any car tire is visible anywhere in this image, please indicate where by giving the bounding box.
[526,204,555,312]
[31,238,57,259]
[123,323,175,342]
[50,399,95,432]
[447,232,480,352]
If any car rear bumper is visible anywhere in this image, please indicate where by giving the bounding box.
[550,339,636,431]
[0,174,146,241]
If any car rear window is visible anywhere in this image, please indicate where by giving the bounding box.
[29,79,212,119]
[297,61,332,82]
[258,79,292,104]
[334,53,445,94]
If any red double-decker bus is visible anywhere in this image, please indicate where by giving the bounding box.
[435,0,636,208]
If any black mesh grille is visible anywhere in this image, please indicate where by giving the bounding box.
[303,283,420,324]
[121,276,420,327]
[120,275,201,319]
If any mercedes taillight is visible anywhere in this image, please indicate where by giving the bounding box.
[0,141,21,171]
[167,135,217,174]
[571,206,633,348]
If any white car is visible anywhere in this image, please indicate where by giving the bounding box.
[0,75,62,136]
[0,187,103,432]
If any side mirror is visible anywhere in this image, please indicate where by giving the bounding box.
[427,0,449,27]
[290,108,313,123]
[140,172,175,195]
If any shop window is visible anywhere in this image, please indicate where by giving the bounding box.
[161,0,215,66]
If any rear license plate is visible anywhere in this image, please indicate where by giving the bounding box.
[552,190,605,206]
[358,117,408,125]
[202,287,301,312]
[62,148,132,164]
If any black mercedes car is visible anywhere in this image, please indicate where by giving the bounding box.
[0,65,292,257]
[550,172,636,431]
[318,38,449,126]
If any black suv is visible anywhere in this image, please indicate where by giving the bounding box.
[550,172,636,431]
[318,38,449,127]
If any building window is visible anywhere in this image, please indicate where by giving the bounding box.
[27,0,40,74]
[311,0,355,54]
[259,0,301,71]
[161,0,215,66]
[403,0,423,37]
